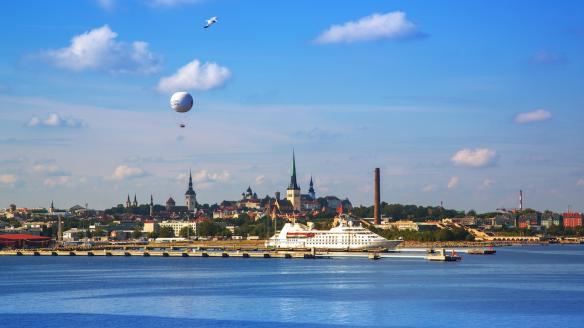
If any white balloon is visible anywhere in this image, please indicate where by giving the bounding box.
[170,91,194,113]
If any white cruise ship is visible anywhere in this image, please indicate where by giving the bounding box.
[266,216,402,251]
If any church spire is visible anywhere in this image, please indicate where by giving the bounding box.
[288,149,300,190]
[185,169,196,211]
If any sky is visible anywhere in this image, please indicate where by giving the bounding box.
[0,0,583,212]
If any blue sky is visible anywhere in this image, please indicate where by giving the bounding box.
[1,0,583,212]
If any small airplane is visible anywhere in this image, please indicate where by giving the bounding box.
[204,16,218,28]
[179,123,186,128]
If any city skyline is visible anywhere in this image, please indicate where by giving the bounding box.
[1,0,584,212]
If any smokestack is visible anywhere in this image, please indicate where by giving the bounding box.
[374,168,381,225]
[57,215,63,244]
[519,190,523,211]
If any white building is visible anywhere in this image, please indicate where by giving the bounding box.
[63,228,85,241]
[159,220,197,237]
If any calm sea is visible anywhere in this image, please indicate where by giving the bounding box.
[1,245,583,328]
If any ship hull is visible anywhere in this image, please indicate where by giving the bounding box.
[266,221,402,251]
[266,240,402,251]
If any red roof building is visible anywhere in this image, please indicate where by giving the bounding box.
[563,212,583,229]
[0,234,52,248]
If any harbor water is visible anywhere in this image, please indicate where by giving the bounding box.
[1,245,583,327]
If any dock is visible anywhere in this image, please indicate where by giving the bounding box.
[0,249,318,259]
[0,248,464,261]
[397,247,495,255]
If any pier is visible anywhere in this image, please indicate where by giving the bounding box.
[0,247,476,261]
[0,249,317,259]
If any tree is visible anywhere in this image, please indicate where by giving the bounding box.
[179,226,195,239]
[196,221,219,237]
[93,227,106,237]
[132,228,143,239]
[159,226,175,238]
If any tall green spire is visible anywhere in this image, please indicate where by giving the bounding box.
[288,149,300,190]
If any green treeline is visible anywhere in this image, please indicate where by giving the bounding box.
[352,203,464,221]
[371,227,474,242]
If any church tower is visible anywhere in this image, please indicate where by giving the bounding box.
[308,176,316,200]
[185,171,197,211]
[132,194,138,208]
[125,195,131,208]
[286,150,301,211]
[49,200,54,214]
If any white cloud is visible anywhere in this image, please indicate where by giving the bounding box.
[514,109,552,124]
[422,184,435,192]
[0,174,17,184]
[32,164,60,174]
[315,11,420,44]
[44,176,72,188]
[192,169,230,183]
[157,59,231,92]
[27,113,84,128]
[255,175,266,185]
[42,25,161,74]
[111,165,145,180]
[577,179,584,187]
[451,148,498,168]
[447,176,459,189]
[176,173,188,183]
[479,179,494,190]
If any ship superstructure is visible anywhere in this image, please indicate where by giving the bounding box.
[266,215,401,251]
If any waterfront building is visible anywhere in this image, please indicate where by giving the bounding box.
[286,150,301,212]
[110,230,133,241]
[517,212,539,229]
[541,212,562,229]
[563,212,583,228]
[143,220,159,234]
[63,228,84,242]
[159,220,197,237]
[185,171,197,212]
